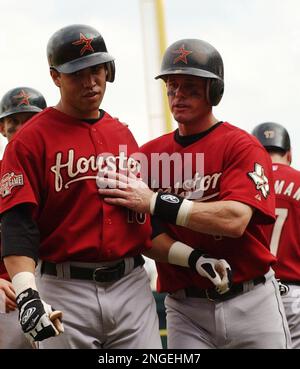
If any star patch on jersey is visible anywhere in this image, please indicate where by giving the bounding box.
[248,163,270,199]
[0,172,24,197]
[72,33,95,55]
[172,44,193,64]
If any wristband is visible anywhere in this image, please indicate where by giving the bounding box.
[151,192,192,226]
[168,241,193,267]
[12,272,37,297]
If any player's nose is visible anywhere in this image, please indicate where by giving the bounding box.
[173,85,187,97]
[81,72,96,88]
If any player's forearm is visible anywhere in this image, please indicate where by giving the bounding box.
[144,233,202,269]
[4,256,35,279]
[187,200,253,237]
[150,192,253,238]
[143,233,175,263]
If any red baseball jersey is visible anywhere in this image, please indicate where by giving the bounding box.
[0,108,151,263]
[266,163,300,281]
[0,159,9,281]
[141,122,276,292]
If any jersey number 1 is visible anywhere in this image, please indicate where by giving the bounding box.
[270,208,288,256]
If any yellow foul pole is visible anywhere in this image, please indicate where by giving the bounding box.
[154,0,173,133]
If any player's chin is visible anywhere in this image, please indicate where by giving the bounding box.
[83,94,102,105]
[172,112,192,124]
[82,97,102,112]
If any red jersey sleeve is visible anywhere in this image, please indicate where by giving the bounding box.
[0,139,42,213]
[220,135,275,224]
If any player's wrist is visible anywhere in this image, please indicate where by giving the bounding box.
[150,192,193,226]
[168,241,192,267]
[168,241,204,269]
[12,271,37,298]
[188,249,206,271]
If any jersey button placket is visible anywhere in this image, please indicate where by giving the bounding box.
[90,126,103,149]
[104,218,112,225]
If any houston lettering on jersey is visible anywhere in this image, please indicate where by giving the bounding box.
[152,171,222,201]
[50,148,140,192]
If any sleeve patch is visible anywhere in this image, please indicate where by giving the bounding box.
[0,172,24,198]
[247,163,270,199]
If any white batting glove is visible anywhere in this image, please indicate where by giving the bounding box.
[195,256,232,294]
[168,242,232,294]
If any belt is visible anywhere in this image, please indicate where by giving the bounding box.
[280,280,300,286]
[41,255,145,283]
[184,275,266,302]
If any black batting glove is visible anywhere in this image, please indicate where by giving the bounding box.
[17,288,64,343]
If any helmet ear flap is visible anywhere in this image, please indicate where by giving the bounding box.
[206,79,224,106]
[106,61,115,83]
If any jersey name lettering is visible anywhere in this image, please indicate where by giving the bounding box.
[274,179,300,201]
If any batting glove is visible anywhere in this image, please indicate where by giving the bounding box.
[167,242,232,294]
[16,287,64,343]
[193,255,232,294]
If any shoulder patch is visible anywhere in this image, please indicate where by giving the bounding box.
[248,163,270,199]
[0,172,24,197]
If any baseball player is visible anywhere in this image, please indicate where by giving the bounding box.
[0,24,162,349]
[0,86,47,349]
[0,25,227,349]
[252,122,300,349]
[98,38,291,349]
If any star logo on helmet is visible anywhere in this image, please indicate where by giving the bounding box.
[13,90,31,106]
[72,33,95,55]
[172,45,193,64]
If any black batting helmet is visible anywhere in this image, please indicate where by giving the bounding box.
[156,39,224,106]
[47,24,115,82]
[252,122,291,152]
[0,87,47,120]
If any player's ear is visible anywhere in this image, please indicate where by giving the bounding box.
[286,150,292,165]
[50,68,61,87]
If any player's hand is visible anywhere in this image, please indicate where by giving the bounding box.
[97,170,153,213]
[16,288,64,343]
[195,256,232,294]
[0,278,17,312]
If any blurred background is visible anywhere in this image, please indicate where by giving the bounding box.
[1,0,300,167]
